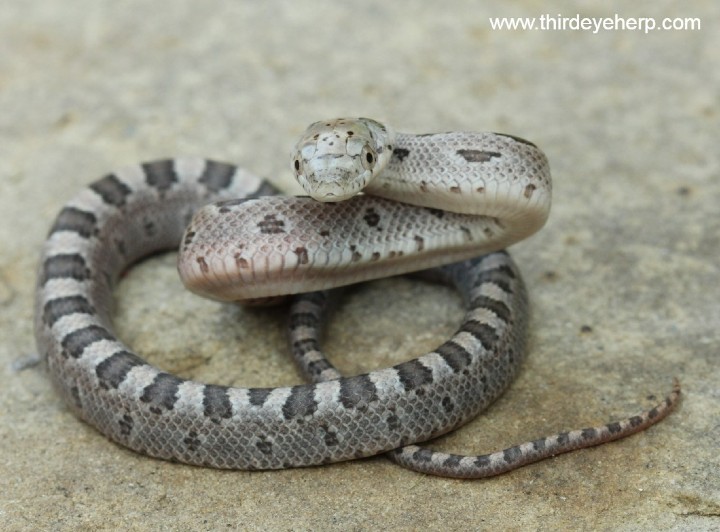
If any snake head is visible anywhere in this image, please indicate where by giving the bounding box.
[292,118,394,202]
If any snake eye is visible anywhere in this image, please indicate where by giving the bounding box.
[294,159,301,173]
[360,145,376,171]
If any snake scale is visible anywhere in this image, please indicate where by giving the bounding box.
[34,118,679,477]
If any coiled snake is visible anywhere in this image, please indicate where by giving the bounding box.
[34,118,679,477]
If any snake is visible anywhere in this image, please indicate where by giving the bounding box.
[34,118,679,477]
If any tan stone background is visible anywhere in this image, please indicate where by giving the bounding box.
[2,1,718,530]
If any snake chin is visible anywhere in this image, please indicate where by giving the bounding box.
[308,184,360,202]
[300,170,368,202]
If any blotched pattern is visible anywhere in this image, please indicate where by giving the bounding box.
[35,155,534,469]
[179,128,551,301]
[289,284,680,477]
[35,123,677,473]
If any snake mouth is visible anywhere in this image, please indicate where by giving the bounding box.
[299,153,368,202]
[304,171,362,202]
[308,185,355,202]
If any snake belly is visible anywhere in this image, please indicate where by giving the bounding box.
[35,128,549,469]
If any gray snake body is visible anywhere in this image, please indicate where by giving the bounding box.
[35,122,679,476]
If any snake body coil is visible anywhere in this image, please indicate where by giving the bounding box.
[34,119,678,476]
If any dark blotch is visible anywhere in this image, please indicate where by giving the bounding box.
[470,295,511,323]
[90,174,132,207]
[183,230,196,249]
[395,360,433,392]
[339,376,378,410]
[119,412,134,436]
[292,337,320,355]
[306,359,334,378]
[474,455,491,468]
[294,246,309,265]
[503,446,522,463]
[363,208,381,228]
[142,160,178,192]
[581,428,597,440]
[607,422,622,434]
[41,254,90,285]
[248,388,272,407]
[349,244,362,262]
[473,264,516,293]
[49,207,98,238]
[412,448,433,462]
[43,295,94,326]
[256,438,273,455]
[436,341,472,372]
[443,454,463,469]
[234,254,249,269]
[196,256,209,273]
[203,384,233,422]
[461,319,499,350]
[386,413,400,432]
[258,214,286,234]
[140,373,184,414]
[61,325,114,359]
[282,386,318,419]
[288,311,318,330]
[183,431,201,451]
[392,148,410,162]
[143,219,156,237]
[532,438,546,452]
[198,160,237,192]
[456,149,501,163]
[252,180,281,198]
[96,350,145,389]
[322,426,339,447]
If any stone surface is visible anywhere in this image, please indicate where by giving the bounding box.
[1,1,718,529]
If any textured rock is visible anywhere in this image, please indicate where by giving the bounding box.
[2,1,718,529]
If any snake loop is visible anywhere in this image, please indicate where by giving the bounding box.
[34,119,678,474]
